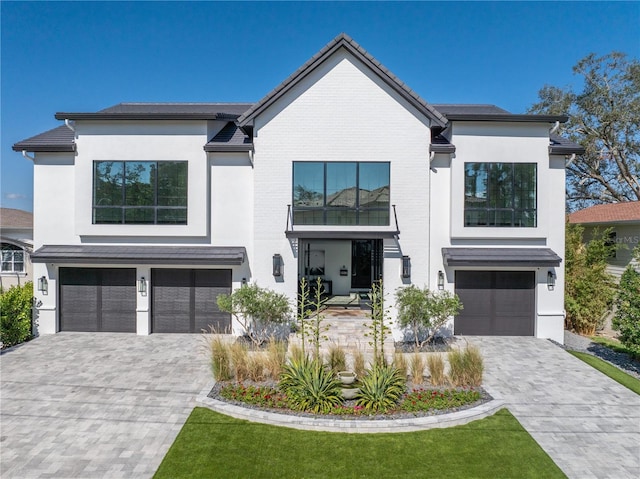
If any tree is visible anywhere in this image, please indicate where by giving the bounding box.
[564,223,617,335]
[613,246,640,357]
[529,52,640,211]
[395,285,462,349]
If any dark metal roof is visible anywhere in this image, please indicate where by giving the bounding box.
[430,132,456,154]
[549,133,585,155]
[440,112,568,123]
[31,245,246,265]
[442,247,562,267]
[12,125,75,152]
[237,33,448,128]
[204,122,253,152]
[285,230,399,240]
[55,103,253,120]
[432,104,511,116]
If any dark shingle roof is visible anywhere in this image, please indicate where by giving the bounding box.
[549,133,585,155]
[237,33,448,128]
[55,103,253,120]
[204,122,253,152]
[12,125,75,152]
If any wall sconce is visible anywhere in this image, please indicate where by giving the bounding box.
[138,277,147,294]
[273,254,283,277]
[437,270,445,290]
[339,265,348,276]
[37,276,48,294]
[547,271,556,291]
[401,255,411,278]
[241,277,247,285]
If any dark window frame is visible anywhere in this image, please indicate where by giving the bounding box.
[464,162,537,228]
[92,161,188,225]
[292,161,390,226]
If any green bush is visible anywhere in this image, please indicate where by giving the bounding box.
[0,282,33,348]
[279,356,342,414]
[355,364,406,413]
[613,251,640,357]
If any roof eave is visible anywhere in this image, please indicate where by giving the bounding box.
[429,144,456,154]
[204,144,254,153]
[54,112,225,120]
[549,145,586,155]
[446,114,569,123]
[11,144,76,153]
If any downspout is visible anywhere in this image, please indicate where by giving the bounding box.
[566,153,576,167]
[22,150,35,161]
[549,121,560,134]
[64,119,75,132]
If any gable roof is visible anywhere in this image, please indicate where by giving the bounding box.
[204,122,253,152]
[0,208,33,229]
[568,201,640,224]
[12,125,75,152]
[237,33,448,128]
[54,103,253,121]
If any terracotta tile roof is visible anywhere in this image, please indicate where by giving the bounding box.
[0,208,33,229]
[568,201,640,224]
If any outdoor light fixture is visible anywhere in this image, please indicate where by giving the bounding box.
[401,255,411,278]
[547,270,556,291]
[138,277,147,294]
[242,277,247,285]
[273,254,283,277]
[437,270,445,290]
[37,276,48,294]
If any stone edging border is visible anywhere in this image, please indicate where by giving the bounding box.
[196,384,506,433]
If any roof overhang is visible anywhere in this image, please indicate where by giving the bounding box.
[204,144,254,153]
[285,230,399,240]
[443,114,568,123]
[31,245,246,265]
[442,247,562,267]
[53,112,237,121]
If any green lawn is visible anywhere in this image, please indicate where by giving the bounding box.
[154,408,565,479]
[568,350,640,395]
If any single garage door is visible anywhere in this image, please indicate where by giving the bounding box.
[454,271,535,336]
[59,267,136,332]
[151,269,231,333]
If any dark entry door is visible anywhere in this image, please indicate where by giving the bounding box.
[351,239,383,289]
[454,271,535,335]
[59,267,136,332]
[151,269,231,333]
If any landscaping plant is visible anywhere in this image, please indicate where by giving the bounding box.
[0,282,33,348]
[426,353,446,386]
[230,341,250,382]
[217,283,292,347]
[395,284,463,348]
[613,246,640,357]
[296,277,311,356]
[279,356,342,414]
[392,353,408,379]
[400,388,482,413]
[327,344,347,373]
[352,348,366,379]
[206,334,233,382]
[265,340,287,380]
[355,363,406,413]
[448,346,484,387]
[308,277,329,360]
[364,280,391,366]
[409,353,425,385]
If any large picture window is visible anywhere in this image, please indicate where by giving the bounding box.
[293,162,390,226]
[464,163,536,227]
[93,161,187,224]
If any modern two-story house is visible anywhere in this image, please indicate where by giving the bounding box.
[13,34,583,343]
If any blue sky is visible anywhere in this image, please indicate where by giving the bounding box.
[2,1,638,212]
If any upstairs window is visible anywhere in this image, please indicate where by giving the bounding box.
[293,162,390,226]
[93,161,188,224]
[464,163,537,227]
[1,243,25,273]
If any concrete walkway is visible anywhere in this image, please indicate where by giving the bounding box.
[466,336,640,479]
[0,333,210,478]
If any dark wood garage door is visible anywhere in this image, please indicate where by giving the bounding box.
[454,271,535,336]
[59,267,136,332]
[151,269,232,333]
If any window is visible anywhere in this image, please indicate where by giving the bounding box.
[293,162,390,226]
[464,163,536,227]
[93,161,187,224]
[1,243,25,273]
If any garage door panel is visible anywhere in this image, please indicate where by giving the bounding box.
[101,269,137,333]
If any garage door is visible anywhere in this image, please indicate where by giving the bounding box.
[151,269,231,333]
[59,267,136,332]
[454,271,535,335]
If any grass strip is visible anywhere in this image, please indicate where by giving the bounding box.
[568,350,640,395]
[154,407,565,479]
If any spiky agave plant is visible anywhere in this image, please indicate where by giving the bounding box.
[279,356,342,414]
[355,363,406,413]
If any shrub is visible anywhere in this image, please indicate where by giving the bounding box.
[613,250,640,357]
[265,340,288,380]
[426,353,446,386]
[217,283,292,347]
[395,285,462,349]
[392,353,408,379]
[230,342,250,382]
[352,348,366,379]
[0,282,33,348]
[327,344,347,373]
[279,357,342,414]
[246,354,266,382]
[355,364,406,413]
[448,346,484,387]
[399,388,482,413]
[409,353,425,385]
[206,334,232,381]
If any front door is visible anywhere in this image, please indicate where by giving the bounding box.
[351,239,383,289]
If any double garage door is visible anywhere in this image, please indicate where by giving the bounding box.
[454,271,535,336]
[59,267,231,333]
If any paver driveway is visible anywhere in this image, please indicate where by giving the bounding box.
[467,336,640,479]
[0,333,210,478]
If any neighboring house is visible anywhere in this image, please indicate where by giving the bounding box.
[568,201,640,279]
[0,208,33,290]
[12,34,583,343]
